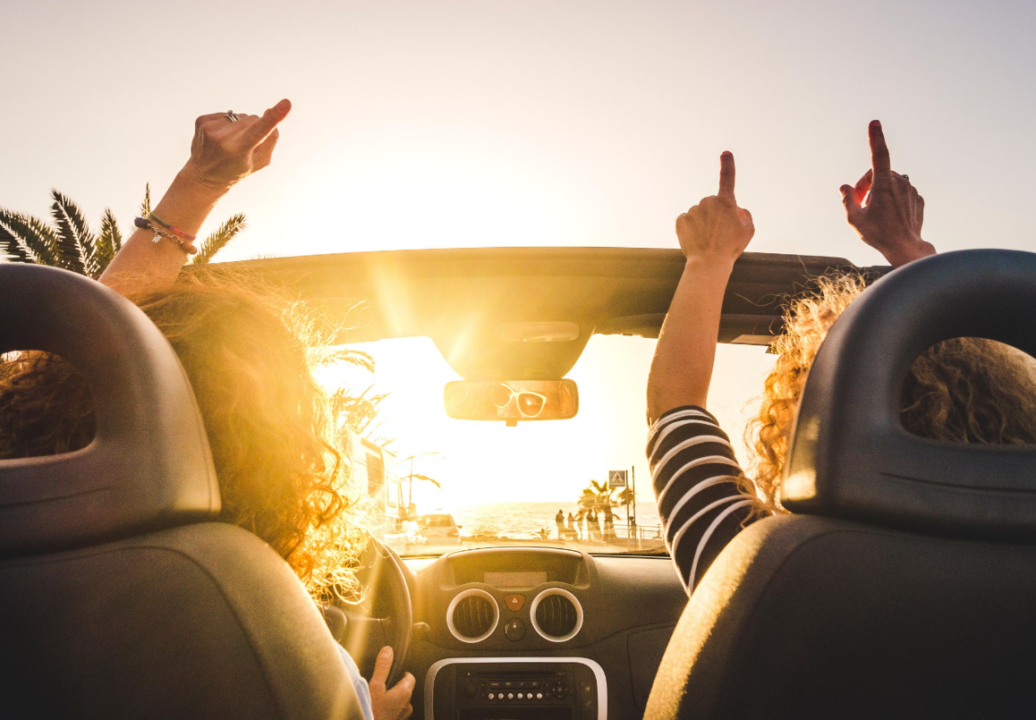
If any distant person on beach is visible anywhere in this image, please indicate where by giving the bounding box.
[567,512,576,535]
[555,509,565,539]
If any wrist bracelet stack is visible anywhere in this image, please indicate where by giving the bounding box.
[133,215,199,255]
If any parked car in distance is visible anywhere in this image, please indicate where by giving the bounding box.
[415,513,462,544]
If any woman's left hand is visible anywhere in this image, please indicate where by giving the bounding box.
[99,99,292,295]
[675,152,755,269]
[180,99,292,194]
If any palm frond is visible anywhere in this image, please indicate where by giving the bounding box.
[408,473,441,489]
[191,213,246,265]
[49,190,92,275]
[330,385,390,437]
[0,209,58,266]
[93,208,123,276]
[0,211,31,262]
[139,184,151,218]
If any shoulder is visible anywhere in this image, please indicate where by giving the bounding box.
[647,405,735,465]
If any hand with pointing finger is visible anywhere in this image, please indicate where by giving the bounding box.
[647,151,756,422]
[675,151,755,268]
[99,99,292,294]
[369,646,415,720]
[181,98,292,193]
[841,120,935,267]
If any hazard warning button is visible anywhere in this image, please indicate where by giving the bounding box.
[504,594,525,612]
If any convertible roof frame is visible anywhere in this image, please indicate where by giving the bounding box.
[231,247,886,380]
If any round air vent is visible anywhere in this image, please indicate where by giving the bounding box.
[530,588,583,642]
[447,589,499,643]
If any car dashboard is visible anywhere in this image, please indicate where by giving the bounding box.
[402,547,687,719]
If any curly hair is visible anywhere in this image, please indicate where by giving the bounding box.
[0,269,367,601]
[746,272,1036,511]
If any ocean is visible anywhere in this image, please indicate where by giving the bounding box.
[447,501,662,540]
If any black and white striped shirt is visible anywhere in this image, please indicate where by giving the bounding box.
[647,405,764,594]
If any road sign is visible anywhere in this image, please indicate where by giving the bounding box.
[608,470,627,488]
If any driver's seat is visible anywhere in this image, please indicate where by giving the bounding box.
[0,265,362,719]
[645,250,1036,719]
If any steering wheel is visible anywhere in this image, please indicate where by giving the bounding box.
[337,538,413,687]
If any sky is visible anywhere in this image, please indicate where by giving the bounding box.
[5,0,1036,508]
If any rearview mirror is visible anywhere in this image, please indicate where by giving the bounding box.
[444,380,579,423]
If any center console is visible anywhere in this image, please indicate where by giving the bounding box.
[424,658,607,720]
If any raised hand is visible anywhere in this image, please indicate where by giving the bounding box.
[369,646,415,720]
[675,152,755,267]
[182,99,292,193]
[99,99,292,294]
[841,120,935,267]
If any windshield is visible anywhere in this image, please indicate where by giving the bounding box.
[320,334,775,556]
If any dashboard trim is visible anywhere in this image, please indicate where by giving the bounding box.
[423,656,608,720]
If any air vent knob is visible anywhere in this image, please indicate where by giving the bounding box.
[503,618,526,641]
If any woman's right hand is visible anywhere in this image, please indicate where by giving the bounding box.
[840,120,935,267]
[369,646,415,720]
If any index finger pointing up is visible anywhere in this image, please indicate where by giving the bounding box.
[869,120,892,180]
[718,151,736,201]
[242,98,292,147]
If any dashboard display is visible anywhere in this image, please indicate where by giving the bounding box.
[484,571,547,587]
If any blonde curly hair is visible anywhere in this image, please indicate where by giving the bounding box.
[746,272,1036,511]
[0,268,368,602]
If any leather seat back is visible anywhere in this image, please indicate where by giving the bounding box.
[0,265,360,719]
[646,251,1036,719]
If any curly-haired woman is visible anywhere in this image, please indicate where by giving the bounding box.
[647,120,1036,594]
[0,101,414,720]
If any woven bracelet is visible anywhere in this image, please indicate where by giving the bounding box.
[134,217,198,255]
[148,213,197,242]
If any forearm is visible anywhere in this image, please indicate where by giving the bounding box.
[100,164,226,295]
[646,258,733,425]
[883,239,936,268]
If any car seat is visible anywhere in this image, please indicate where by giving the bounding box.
[645,250,1036,719]
[0,265,362,719]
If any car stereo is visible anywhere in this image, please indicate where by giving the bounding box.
[424,658,606,720]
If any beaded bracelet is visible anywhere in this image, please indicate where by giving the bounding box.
[148,213,197,242]
[134,217,198,255]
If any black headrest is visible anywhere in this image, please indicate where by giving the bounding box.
[0,265,219,556]
[783,249,1036,540]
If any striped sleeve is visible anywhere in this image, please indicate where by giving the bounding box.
[647,405,763,595]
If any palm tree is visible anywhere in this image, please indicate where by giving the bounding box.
[401,451,443,518]
[578,480,618,540]
[618,486,636,525]
[0,185,246,277]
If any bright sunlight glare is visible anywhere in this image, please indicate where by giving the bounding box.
[316,335,777,512]
[266,129,619,256]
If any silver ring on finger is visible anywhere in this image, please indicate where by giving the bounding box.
[900,173,909,180]
[225,111,240,122]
